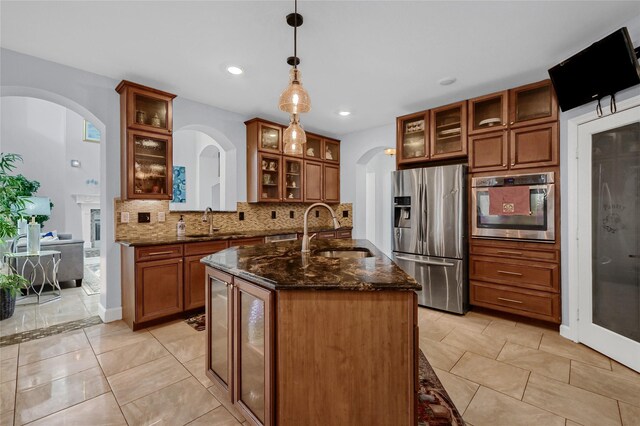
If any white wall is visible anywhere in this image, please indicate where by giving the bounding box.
[365,151,395,256]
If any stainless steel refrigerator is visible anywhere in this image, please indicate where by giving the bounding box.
[391,165,468,314]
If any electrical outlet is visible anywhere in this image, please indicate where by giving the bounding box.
[239,212,245,221]
[289,211,294,219]
[158,212,166,222]
[343,210,349,218]
[121,212,130,223]
[271,211,276,219]
[138,212,151,223]
[315,210,320,218]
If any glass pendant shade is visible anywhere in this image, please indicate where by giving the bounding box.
[283,115,306,156]
[278,68,311,114]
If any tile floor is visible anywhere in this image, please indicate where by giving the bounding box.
[0,307,638,425]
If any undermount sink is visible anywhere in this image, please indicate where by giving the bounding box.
[314,248,374,259]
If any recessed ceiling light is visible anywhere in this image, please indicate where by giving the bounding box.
[227,66,243,75]
[438,77,457,86]
[338,111,351,116]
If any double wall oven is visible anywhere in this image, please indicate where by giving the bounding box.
[471,172,555,242]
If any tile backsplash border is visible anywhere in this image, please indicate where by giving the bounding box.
[115,200,353,241]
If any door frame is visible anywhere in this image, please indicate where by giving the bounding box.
[565,94,640,343]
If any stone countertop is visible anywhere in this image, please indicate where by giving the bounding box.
[201,238,420,291]
[116,226,352,247]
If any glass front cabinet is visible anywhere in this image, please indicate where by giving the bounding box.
[468,90,509,135]
[397,111,429,164]
[206,268,274,426]
[283,157,303,202]
[430,101,467,159]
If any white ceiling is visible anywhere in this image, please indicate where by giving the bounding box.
[1,1,639,136]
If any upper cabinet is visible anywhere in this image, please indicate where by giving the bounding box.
[246,118,340,203]
[468,91,509,135]
[117,80,177,200]
[397,111,429,164]
[508,80,558,128]
[430,101,468,160]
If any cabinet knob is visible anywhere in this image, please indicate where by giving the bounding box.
[502,123,507,127]
[502,164,507,167]
[511,162,515,166]
[510,121,514,125]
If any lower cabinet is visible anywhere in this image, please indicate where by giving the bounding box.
[135,257,184,323]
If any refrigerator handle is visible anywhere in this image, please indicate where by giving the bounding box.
[395,256,455,267]
[417,183,424,244]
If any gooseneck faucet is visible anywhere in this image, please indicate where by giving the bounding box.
[202,207,215,235]
[302,203,341,253]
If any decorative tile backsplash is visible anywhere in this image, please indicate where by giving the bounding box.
[114,200,353,241]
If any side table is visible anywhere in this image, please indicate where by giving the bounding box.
[3,250,62,304]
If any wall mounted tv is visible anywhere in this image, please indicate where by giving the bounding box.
[548,27,640,112]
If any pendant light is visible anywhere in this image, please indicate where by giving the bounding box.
[281,0,311,155]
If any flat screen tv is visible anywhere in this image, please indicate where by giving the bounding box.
[548,27,640,112]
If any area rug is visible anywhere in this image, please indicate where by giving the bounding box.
[82,257,101,295]
[0,315,102,347]
[186,312,206,331]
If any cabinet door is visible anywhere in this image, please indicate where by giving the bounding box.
[430,101,467,159]
[206,268,234,399]
[304,134,323,160]
[127,131,173,200]
[126,86,174,135]
[509,122,558,169]
[258,153,282,202]
[468,91,508,135]
[283,157,304,202]
[135,258,183,323]
[304,160,323,202]
[323,163,340,203]
[397,112,429,164]
[324,139,340,163]
[468,131,509,173]
[509,80,558,128]
[258,122,282,154]
[234,278,274,426]
[185,241,227,310]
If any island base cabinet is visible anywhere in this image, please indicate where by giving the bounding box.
[206,268,234,401]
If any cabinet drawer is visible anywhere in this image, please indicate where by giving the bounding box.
[470,244,558,263]
[317,231,336,239]
[336,229,352,239]
[470,256,559,292]
[184,240,229,256]
[470,281,560,323]
[136,244,183,262]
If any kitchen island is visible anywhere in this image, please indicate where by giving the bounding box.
[202,239,420,426]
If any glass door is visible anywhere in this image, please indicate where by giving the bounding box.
[430,102,467,159]
[398,112,428,162]
[577,105,640,371]
[258,154,282,202]
[304,135,322,160]
[130,131,172,199]
[258,123,281,153]
[468,91,508,134]
[283,158,303,202]
[208,274,232,394]
[509,80,558,128]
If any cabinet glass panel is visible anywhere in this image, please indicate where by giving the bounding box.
[433,107,463,155]
[260,126,280,151]
[239,291,266,423]
[325,141,340,162]
[472,97,503,131]
[133,135,168,195]
[134,94,168,130]
[260,155,281,200]
[209,277,229,384]
[284,159,303,202]
[402,118,426,159]
[515,85,552,123]
[305,136,322,159]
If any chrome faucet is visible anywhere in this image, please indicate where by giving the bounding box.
[302,203,341,253]
[202,207,215,235]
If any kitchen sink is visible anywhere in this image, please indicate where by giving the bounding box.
[314,248,374,259]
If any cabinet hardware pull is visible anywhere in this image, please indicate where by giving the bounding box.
[629,254,639,259]
[502,164,507,167]
[511,162,515,166]
[510,121,514,125]
[497,297,523,304]
[148,251,174,256]
[497,270,523,276]
[224,281,229,287]
[496,250,523,256]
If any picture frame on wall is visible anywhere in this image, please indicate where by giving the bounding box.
[83,120,101,143]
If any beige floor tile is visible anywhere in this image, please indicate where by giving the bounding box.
[148,320,200,345]
[0,380,16,414]
[419,337,465,371]
[418,317,455,342]
[566,421,582,426]
[464,386,565,426]
[107,355,190,406]
[121,377,219,426]
[538,334,611,370]
[97,337,169,377]
[184,355,214,388]
[14,366,110,425]
[611,360,640,380]
[433,367,479,414]
[619,401,640,426]
[570,361,640,407]
[187,405,242,426]
[0,357,17,384]
[163,332,206,363]
[523,373,621,426]
[0,345,18,361]
[17,348,97,391]
[84,320,130,338]
[442,327,506,359]
[482,321,543,349]
[450,352,530,399]
[417,307,444,322]
[208,385,245,423]
[34,299,91,328]
[18,329,89,366]
[0,410,13,426]
[515,319,560,335]
[466,310,518,327]
[88,328,154,355]
[497,342,571,383]
[438,313,491,333]
[0,309,36,337]
[26,393,127,426]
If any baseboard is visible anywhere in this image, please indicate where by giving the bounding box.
[98,304,123,323]
[560,324,578,342]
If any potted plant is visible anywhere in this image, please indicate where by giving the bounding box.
[0,153,29,320]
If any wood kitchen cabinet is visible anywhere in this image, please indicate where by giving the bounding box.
[116,80,176,200]
[509,80,558,128]
[304,160,323,202]
[468,91,509,135]
[184,241,229,310]
[135,257,184,323]
[283,157,303,202]
[468,131,509,172]
[397,111,429,165]
[430,101,468,160]
[323,163,340,203]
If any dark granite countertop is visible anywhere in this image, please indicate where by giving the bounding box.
[116,226,352,247]
[200,238,420,291]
